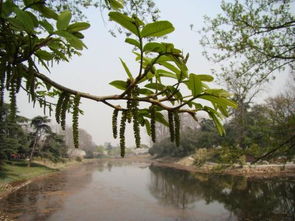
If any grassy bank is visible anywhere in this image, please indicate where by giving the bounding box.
[0,159,93,197]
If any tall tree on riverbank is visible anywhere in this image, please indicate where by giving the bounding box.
[28,116,51,167]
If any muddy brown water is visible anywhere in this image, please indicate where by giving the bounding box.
[0,160,294,221]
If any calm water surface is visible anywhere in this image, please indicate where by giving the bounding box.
[0,160,294,221]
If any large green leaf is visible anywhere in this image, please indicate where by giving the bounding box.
[158,61,180,75]
[109,12,138,35]
[32,5,58,19]
[199,94,237,108]
[194,74,214,82]
[55,31,85,50]
[13,8,34,33]
[119,58,133,80]
[109,80,128,90]
[188,74,202,97]
[67,22,90,32]
[57,10,72,31]
[141,21,174,38]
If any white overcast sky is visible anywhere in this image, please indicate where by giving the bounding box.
[14,0,290,147]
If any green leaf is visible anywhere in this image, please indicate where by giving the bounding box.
[35,50,54,60]
[205,89,231,97]
[108,0,124,9]
[109,80,128,90]
[157,69,177,79]
[141,21,175,38]
[14,8,34,33]
[40,20,54,33]
[55,31,85,50]
[32,5,58,19]
[67,22,90,32]
[143,42,165,53]
[204,107,225,135]
[155,112,169,126]
[109,12,137,35]
[194,74,214,82]
[119,58,133,80]
[158,61,180,76]
[138,88,153,95]
[57,10,72,31]
[199,95,237,108]
[188,74,202,97]
[125,38,140,48]
[145,83,166,90]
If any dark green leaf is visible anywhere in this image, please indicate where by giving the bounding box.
[14,8,34,33]
[143,42,165,53]
[145,83,166,90]
[35,50,54,60]
[40,20,54,33]
[141,21,175,38]
[55,31,85,50]
[109,80,127,90]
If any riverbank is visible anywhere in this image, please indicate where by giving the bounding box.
[0,158,96,199]
[152,156,295,178]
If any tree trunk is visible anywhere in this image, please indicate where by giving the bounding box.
[28,134,39,167]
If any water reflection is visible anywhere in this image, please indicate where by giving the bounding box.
[0,161,294,221]
[149,165,295,220]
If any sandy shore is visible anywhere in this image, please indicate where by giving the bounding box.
[151,155,295,178]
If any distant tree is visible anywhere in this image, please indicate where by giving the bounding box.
[0,104,29,161]
[41,132,68,162]
[28,116,51,167]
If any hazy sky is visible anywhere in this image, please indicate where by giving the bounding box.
[15,0,290,147]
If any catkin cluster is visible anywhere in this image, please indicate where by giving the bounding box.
[168,110,180,146]
[150,105,156,143]
[120,110,127,157]
[72,94,80,148]
[131,86,140,148]
[112,109,119,139]
[55,91,70,130]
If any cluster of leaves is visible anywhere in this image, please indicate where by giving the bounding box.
[108,11,236,156]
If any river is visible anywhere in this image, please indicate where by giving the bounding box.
[0,159,294,221]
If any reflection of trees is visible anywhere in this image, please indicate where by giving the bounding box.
[149,165,295,220]
[149,166,202,209]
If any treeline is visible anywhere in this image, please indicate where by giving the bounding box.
[0,104,68,166]
[149,89,295,162]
